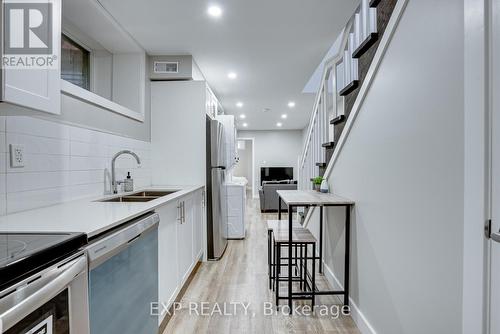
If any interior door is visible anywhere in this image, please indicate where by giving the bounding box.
[490,0,500,332]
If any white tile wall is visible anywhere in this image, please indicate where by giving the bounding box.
[2,116,152,215]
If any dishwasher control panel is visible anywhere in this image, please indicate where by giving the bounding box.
[86,213,159,267]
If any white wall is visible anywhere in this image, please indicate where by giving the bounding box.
[238,130,302,191]
[151,81,206,186]
[0,116,151,214]
[308,0,465,333]
[113,53,146,113]
[462,0,488,332]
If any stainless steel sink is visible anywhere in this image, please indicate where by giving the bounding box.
[97,190,178,203]
[132,191,177,197]
[100,196,159,203]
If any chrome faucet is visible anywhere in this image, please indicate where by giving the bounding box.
[111,150,141,194]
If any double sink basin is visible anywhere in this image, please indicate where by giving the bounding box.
[99,190,178,203]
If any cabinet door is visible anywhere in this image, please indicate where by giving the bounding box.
[156,200,179,325]
[192,189,204,261]
[177,194,194,285]
[2,0,61,114]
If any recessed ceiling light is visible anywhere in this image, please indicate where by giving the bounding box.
[228,72,237,80]
[239,114,246,119]
[242,123,248,127]
[288,101,296,108]
[281,114,287,119]
[207,5,222,18]
[236,102,244,108]
[276,122,283,127]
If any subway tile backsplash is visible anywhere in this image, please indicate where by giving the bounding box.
[1,116,152,215]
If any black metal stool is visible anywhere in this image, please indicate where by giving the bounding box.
[267,220,318,308]
[267,220,302,289]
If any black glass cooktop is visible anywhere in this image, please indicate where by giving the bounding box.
[0,233,87,291]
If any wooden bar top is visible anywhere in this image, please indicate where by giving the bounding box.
[273,227,317,243]
[276,190,354,206]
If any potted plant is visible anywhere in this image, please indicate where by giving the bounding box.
[312,176,323,192]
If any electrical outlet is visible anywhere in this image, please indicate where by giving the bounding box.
[10,144,25,168]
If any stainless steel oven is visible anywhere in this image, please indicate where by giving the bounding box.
[0,252,89,334]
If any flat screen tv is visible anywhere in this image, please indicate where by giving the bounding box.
[260,167,293,185]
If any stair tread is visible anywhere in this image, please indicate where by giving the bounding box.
[339,80,359,96]
[322,141,335,148]
[352,32,379,59]
[330,115,346,125]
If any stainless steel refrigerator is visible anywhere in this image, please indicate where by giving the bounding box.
[206,116,228,260]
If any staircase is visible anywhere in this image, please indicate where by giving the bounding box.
[299,0,399,193]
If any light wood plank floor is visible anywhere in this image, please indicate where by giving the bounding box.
[163,194,360,334]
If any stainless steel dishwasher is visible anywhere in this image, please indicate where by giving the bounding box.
[86,212,159,334]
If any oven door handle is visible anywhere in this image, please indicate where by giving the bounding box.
[0,256,87,332]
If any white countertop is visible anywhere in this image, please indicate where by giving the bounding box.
[0,185,204,238]
[276,190,354,206]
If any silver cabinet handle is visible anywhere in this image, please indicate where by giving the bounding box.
[177,203,182,223]
[182,201,186,224]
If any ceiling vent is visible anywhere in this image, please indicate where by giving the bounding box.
[153,61,179,74]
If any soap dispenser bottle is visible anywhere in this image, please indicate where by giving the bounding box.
[320,178,329,193]
[124,172,134,192]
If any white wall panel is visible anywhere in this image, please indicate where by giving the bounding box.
[2,116,151,214]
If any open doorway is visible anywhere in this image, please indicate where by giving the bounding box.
[233,138,256,198]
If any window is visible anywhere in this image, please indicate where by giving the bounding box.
[61,34,90,90]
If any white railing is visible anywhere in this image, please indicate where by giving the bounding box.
[299,0,379,191]
[298,18,353,191]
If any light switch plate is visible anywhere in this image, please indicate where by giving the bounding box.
[10,144,25,168]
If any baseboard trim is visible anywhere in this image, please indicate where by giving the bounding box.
[322,263,377,334]
[158,260,203,333]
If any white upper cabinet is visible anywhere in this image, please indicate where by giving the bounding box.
[2,0,62,114]
[205,85,223,118]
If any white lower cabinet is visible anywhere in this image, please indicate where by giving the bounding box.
[156,189,204,326]
[157,200,179,325]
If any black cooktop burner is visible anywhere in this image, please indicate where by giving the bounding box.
[0,233,87,291]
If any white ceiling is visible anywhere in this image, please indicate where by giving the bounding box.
[98,0,358,130]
